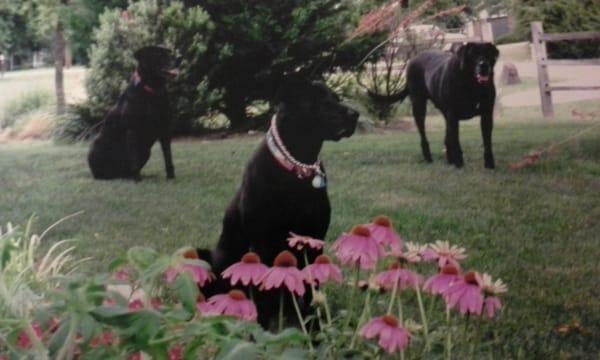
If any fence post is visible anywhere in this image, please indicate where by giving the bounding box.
[531,21,554,118]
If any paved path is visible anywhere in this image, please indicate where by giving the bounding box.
[498,61,600,107]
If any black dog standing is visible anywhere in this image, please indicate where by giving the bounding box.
[88,46,178,181]
[382,42,499,169]
[199,80,359,328]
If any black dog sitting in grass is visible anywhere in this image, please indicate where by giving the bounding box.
[376,42,499,169]
[88,46,178,181]
[198,79,359,328]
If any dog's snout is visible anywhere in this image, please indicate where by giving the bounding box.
[477,61,490,75]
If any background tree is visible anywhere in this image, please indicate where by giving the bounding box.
[183,0,386,131]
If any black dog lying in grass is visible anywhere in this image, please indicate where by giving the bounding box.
[198,79,359,328]
[88,46,178,181]
[378,42,499,168]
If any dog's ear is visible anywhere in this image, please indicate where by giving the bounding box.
[484,43,500,62]
[456,43,475,72]
[196,248,213,266]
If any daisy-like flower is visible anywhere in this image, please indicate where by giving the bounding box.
[365,216,403,252]
[360,315,412,354]
[423,264,461,295]
[165,248,215,287]
[391,242,428,264]
[479,273,508,319]
[205,290,258,321]
[259,251,305,296]
[422,240,467,269]
[332,225,384,270]
[374,262,422,291]
[443,271,484,316]
[222,252,269,287]
[287,232,325,251]
[302,255,343,285]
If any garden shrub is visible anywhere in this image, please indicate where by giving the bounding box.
[67,0,215,140]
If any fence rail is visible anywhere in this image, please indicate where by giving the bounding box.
[531,21,600,118]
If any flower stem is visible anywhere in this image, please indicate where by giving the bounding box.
[350,290,372,349]
[291,294,314,352]
[323,297,333,326]
[386,271,400,315]
[415,285,430,352]
[446,307,452,360]
[303,251,325,330]
[279,290,284,332]
[343,265,361,329]
[469,317,483,359]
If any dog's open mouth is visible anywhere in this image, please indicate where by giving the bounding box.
[476,74,490,85]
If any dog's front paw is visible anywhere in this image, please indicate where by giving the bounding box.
[484,153,495,169]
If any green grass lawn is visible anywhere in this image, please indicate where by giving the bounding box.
[1,101,600,358]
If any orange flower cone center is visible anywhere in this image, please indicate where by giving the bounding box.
[374,215,392,228]
[388,262,403,270]
[382,315,399,327]
[464,272,478,285]
[241,252,261,264]
[274,251,298,267]
[441,265,459,275]
[183,249,199,259]
[315,255,332,264]
[351,225,371,237]
[196,293,206,303]
[228,290,247,301]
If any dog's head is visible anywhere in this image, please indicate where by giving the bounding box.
[133,46,179,88]
[277,78,359,141]
[456,42,499,85]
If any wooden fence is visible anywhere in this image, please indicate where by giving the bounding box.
[531,21,600,118]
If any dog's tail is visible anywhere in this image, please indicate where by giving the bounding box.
[367,86,409,105]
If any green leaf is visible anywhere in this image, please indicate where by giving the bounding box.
[79,314,98,343]
[216,340,260,360]
[127,246,158,271]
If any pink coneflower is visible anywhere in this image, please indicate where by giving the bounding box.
[423,264,462,295]
[302,255,343,285]
[113,267,133,281]
[259,251,306,296]
[374,262,422,291]
[443,272,484,316]
[479,273,508,319]
[287,232,325,251]
[360,315,411,354]
[422,240,467,269]
[332,226,384,270]
[222,252,269,287]
[16,323,43,349]
[196,294,216,316]
[366,216,403,252]
[205,290,258,321]
[165,249,215,287]
[169,346,183,360]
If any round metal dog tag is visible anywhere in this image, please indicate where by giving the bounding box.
[312,174,326,189]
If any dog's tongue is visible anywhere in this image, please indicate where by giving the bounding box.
[477,75,490,84]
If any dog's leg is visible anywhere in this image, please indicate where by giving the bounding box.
[445,114,463,168]
[159,136,175,179]
[480,111,495,169]
[126,130,142,181]
[412,97,432,163]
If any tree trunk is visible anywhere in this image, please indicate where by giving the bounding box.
[55,20,66,115]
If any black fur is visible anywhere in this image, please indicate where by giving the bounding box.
[201,79,358,328]
[382,42,499,169]
[88,46,177,181]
